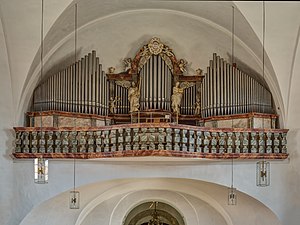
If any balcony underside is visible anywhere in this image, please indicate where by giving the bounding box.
[12,152,288,160]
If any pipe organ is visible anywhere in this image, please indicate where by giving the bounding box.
[16,37,286,161]
[201,53,274,118]
[31,38,276,126]
[33,50,109,116]
[139,55,173,111]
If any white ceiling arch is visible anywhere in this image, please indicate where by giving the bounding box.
[19,178,280,225]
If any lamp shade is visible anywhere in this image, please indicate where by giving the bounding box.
[256,161,270,187]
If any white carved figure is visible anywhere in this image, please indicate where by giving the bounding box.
[178,59,187,73]
[109,96,120,114]
[128,82,140,113]
[116,80,141,113]
[194,98,201,116]
[108,67,115,74]
[196,68,203,76]
[123,58,132,72]
[171,81,195,114]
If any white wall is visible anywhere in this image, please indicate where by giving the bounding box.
[20,178,281,225]
[0,11,16,225]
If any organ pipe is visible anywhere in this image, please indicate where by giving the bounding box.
[32,50,274,118]
[201,53,275,118]
[32,50,108,116]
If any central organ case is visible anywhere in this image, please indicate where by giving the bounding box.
[31,37,276,128]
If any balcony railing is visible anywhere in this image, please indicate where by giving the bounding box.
[12,123,288,160]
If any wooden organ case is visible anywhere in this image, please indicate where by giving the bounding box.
[30,37,277,128]
[13,37,288,161]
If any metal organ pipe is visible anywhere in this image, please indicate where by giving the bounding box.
[32,50,108,116]
[138,55,172,111]
[31,50,275,119]
[200,53,275,118]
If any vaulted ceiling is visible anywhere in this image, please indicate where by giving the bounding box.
[0,0,299,126]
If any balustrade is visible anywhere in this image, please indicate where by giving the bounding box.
[13,123,288,159]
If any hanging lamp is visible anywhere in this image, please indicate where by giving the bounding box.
[256,1,270,187]
[69,3,80,209]
[34,0,48,184]
[227,6,237,205]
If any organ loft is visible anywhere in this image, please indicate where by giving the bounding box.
[13,37,288,160]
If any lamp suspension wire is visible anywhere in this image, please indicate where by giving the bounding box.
[262,1,265,82]
[256,1,270,188]
[75,3,77,65]
[73,2,78,193]
[40,0,44,124]
[34,0,47,185]
[73,153,76,191]
[262,1,266,147]
[231,5,235,66]
[69,3,80,209]
[262,1,266,116]
[231,5,235,188]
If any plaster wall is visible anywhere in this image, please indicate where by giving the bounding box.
[81,190,227,225]
[13,158,287,225]
[279,30,300,225]
[0,0,73,115]
[19,178,281,225]
[235,2,300,123]
[0,11,15,225]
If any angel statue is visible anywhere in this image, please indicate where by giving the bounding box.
[109,96,120,114]
[123,58,132,72]
[171,81,195,114]
[194,98,201,116]
[178,59,187,73]
[116,79,141,113]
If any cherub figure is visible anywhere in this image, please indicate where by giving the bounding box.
[196,68,203,76]
[178,59,187,73]
[123,58,132,72]
[109,96,120,114]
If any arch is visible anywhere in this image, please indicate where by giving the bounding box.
[75,179,232,225]
[20,178,281,225]
[122,201,185,225]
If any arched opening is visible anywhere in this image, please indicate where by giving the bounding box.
[124,201,185,225]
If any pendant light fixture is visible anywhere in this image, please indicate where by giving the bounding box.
[228,157,237,205]
[228,5,237,205]
[34,0,48,184]
[34,157,48,184]
[69,3,80,209]
[256,1,270,187]
[148,202,163,225]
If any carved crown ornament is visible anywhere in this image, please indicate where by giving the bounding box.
[122,37,188,75]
